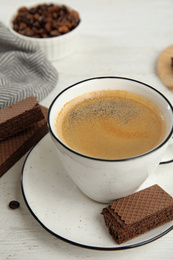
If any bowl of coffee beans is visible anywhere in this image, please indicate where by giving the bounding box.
[8,3,81,60]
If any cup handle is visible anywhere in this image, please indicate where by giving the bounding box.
[160,136,173,164]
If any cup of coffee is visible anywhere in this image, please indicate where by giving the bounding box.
[48,77,173,203]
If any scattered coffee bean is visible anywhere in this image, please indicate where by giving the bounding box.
[9,200,20,209]
[12,4,80,38]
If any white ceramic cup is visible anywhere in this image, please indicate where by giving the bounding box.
[48,77,173,203]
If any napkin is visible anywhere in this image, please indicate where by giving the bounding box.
[0,22,58,109]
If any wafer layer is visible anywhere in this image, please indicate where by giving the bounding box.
[0,96,44,141]
[102,185,173,244]
[0,106,48,177]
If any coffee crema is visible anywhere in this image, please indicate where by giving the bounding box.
[55,90,167,159]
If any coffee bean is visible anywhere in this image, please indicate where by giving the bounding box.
[45,22,52,32]
[58,25,69,34]
[9,200,20,209]
[50,30,61,37]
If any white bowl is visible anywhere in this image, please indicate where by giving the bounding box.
[7,3,82,61]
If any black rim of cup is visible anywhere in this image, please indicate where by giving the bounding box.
[48,76,173,162]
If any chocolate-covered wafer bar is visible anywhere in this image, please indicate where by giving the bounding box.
[0,106,48,177]
[101,184,173,244]
[0,96,44,141]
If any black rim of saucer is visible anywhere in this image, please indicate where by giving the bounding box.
[21,135,173,251]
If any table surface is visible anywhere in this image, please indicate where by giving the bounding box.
[1,0,173,259]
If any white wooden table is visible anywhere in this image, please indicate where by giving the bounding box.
[1,0,173,259]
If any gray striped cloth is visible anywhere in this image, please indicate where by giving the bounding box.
[0,22,58,109]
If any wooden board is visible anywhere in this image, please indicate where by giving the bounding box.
[157,45,173,91]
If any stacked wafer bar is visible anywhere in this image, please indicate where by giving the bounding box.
[0,97,45,141]
[101,184,173,244]
[0,96,49,177]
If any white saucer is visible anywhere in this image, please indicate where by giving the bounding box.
[21,134,173,250]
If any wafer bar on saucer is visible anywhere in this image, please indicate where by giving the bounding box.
[0,100,48,177]
[0,96,44,141]
[101,184,173,244]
